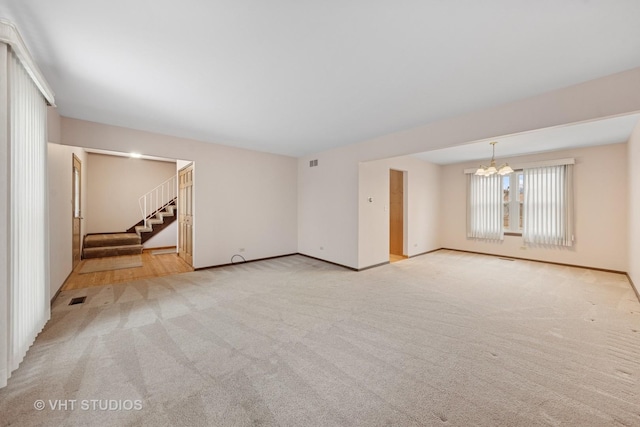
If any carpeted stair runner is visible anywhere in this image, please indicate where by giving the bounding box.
[128,201,177,244]
[83,233,143,259]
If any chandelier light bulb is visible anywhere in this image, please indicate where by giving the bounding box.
[476,142,511,177]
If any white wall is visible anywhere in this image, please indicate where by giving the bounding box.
[85,153,176,234]
[298,68,640,269]
[358,156,440,269]
[144,221,177,249]
[298,150,359,267]
[61,118,298,269]
[628,121,640,286]
[440,144,628,271]
[47,107,89,296]
[47,135,88,296]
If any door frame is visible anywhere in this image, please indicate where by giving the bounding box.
[72,154,82,268]
[389,168,408,257]
[178,162,194,266]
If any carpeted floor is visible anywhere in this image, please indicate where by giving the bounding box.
[1,250,639,426]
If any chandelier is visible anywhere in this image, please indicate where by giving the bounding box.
[474,141,513,176]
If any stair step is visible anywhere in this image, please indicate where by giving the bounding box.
[135,226,153,235]
[126,199,178,243]
[84,233,141,248]
[83,244,143,259]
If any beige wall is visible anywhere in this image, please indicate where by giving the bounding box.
[48,143,87,296]
[47,106,90,296]
[358,156,440,269]
[85,153,176,234]
[144,221,177,249]
[440,144,628,271]
[298,68,640,269]
[628,121,640,286]
[298,149,359,267]
[61,118,298,269]
[47,107,61,144]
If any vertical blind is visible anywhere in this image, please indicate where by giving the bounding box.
[467,173,504,241]
[522,165,574,246]
[7,48,50,377]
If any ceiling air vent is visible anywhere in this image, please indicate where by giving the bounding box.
[309,159,318,167]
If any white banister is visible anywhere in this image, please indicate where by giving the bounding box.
[138,175,177,229]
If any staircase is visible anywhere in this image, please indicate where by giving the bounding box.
[81,176,178,259]
[83,233,143,259]
[127,199,177,244]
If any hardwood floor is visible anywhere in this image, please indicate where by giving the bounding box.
[61,249,194,291]
[389,253,408,263]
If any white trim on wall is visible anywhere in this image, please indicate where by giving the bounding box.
[0,20,55,106]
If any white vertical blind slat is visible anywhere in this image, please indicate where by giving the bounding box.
[522,165,573,246]
[467,173,503,241]
[7,48,49,375]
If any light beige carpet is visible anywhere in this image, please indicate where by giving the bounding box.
[79,255,143,274]
[1,251,639,426]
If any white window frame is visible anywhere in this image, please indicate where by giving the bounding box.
[502,171,523,234]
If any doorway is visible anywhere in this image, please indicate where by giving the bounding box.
[389,169,406,263]
[178,163,194,266]
[72,154,82,268]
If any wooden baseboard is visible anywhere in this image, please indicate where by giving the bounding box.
[626,274,640,303]
[198,252,360,272]
[143,245,177,252]
[296,253,358,271]
[409,248,443,258]
[358,261,389,271]
[438,248,639,303]
[51,269,74,305]
[195,247,639,304]
[441,248,627,275]
[195,253,299,271]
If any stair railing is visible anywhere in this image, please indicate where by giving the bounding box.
[139,175,177,229]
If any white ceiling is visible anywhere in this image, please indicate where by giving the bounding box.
[2,1,640,157]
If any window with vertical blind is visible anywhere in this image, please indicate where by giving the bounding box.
[7,47,49,382]
[1,20,55,389]
[467,160,574,246]
[502,171,524,233]
[467,173,504,241]
[522,164,574,246]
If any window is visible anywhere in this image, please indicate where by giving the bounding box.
[502,171,523,234]
[522,165,574,246]
[467,173,503,241]
[5,46,50,387]
[467,162,574,247]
